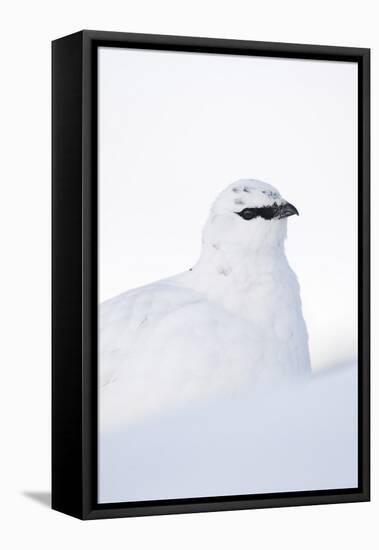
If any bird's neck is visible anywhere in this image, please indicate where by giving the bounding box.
[184,240,290,296]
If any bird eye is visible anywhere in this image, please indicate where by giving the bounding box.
[239,208,255,220]
[236,205,280,221]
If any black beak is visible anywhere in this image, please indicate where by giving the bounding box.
[278,201,299,219]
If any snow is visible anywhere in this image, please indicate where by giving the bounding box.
[99,362,358,503]
[98,179,356,503]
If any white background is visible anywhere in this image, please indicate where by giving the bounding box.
[99,47,357,370]
[0,1,377,549]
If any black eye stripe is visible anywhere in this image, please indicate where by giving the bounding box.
[236,204,279,221]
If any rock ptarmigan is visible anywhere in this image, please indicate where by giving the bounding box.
[99,179,310,430]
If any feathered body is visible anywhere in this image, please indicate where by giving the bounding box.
[100,179,310,429]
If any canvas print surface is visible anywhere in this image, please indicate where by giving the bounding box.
[98,47,358,503]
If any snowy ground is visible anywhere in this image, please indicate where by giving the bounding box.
[99,362,357,503]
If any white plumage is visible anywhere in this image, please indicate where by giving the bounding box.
[100,179,310,429]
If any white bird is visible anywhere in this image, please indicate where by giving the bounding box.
[99,179,310,430]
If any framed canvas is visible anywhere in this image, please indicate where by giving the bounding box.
[52,30,370,520]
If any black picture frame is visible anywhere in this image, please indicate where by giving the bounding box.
[52,30,370,520]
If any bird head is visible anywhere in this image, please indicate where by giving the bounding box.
[203,179,299,253]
